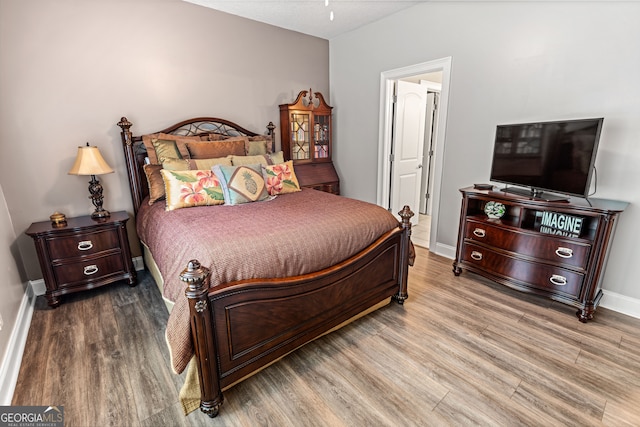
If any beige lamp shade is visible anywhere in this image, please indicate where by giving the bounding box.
[68,145,114,176]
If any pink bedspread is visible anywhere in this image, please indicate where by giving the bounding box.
[136,188,401,373]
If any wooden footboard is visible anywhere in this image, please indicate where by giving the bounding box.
[181,206,414,418]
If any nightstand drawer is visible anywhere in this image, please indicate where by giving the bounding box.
[26,211,136,307]
[46,228,120,260]
[53,253,125,288]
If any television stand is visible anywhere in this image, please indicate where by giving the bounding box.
[500,186,569,202]
[453,186,628,322]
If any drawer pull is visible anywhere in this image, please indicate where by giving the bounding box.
[549,274,567,286]
[555,247,573,258]
[470,251,483,261]
[77,240,93,251]
[473,228,486,238]
[83,265,99,276]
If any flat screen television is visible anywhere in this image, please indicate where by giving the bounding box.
[489,117,603,201]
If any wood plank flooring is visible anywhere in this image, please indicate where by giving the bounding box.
[12,245,640,426]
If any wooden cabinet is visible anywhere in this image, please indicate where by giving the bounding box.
[26,211,136,307]
[453,187,628,322]
[279,89,340,194]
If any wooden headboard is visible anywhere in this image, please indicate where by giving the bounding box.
[117,117,276,215]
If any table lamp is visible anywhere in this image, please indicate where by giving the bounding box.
[68,143,114,219]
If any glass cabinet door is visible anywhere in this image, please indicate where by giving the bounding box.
[290,112,310,160]
[314,114,330,159]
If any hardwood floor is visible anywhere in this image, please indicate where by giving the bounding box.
[12,246,640,426]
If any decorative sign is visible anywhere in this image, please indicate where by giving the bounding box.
[537,211,583,237]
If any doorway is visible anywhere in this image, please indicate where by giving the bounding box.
[376,57,452,252]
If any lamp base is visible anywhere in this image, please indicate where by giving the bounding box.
[91,209,110,220]
[88,175,110,221]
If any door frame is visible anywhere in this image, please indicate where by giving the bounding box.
[420,89,439,215]
[377,57,452,251]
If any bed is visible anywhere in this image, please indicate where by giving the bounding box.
[117,116,414,418]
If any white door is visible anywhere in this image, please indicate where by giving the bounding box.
[390,80,428,225]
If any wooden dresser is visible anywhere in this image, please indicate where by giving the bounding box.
[453,186,627,322]
[26,211,136,307]
[279,89,340,195]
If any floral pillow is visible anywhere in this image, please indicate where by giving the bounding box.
[261,161,301,195]
[160,169,225,211]
[212,164,269,205]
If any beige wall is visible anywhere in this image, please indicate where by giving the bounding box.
[0,0,329,280]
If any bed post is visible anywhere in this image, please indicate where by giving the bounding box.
[180,260,223,418]
[117,117,143,215]
[266,121,276,152]
[393,205,414,304]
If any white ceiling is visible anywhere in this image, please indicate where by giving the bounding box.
[183,0,429,40]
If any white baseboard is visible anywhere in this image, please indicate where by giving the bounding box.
[31,278,46,296]
[600,290,640,320]
[0,282,37,405]
[133,256,144,271]
[433,242,456,260]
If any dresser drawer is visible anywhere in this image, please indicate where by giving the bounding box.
[461,242,584,298]
[46,228,120,260]
[464,220,590,270]
[53,253,125,288]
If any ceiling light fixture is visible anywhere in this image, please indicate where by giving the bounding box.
[324,0,333,21]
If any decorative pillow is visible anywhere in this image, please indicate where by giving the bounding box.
[229,154,271,166]
[189,156,232,170]
[161,158,191,171]
[246,136,270,155]
[186,137,247,159]
[262,161,302,195]
[161,169,225,211]
[267,150,285,165]
[143,164,166,205]
[212,164,269,205]
[153,139,183,163]
[142,133,198,164]
[207,133,230,141]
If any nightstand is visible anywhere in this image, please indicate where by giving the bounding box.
[26,211,137,307]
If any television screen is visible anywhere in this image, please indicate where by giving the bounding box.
[489,118,603,200]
